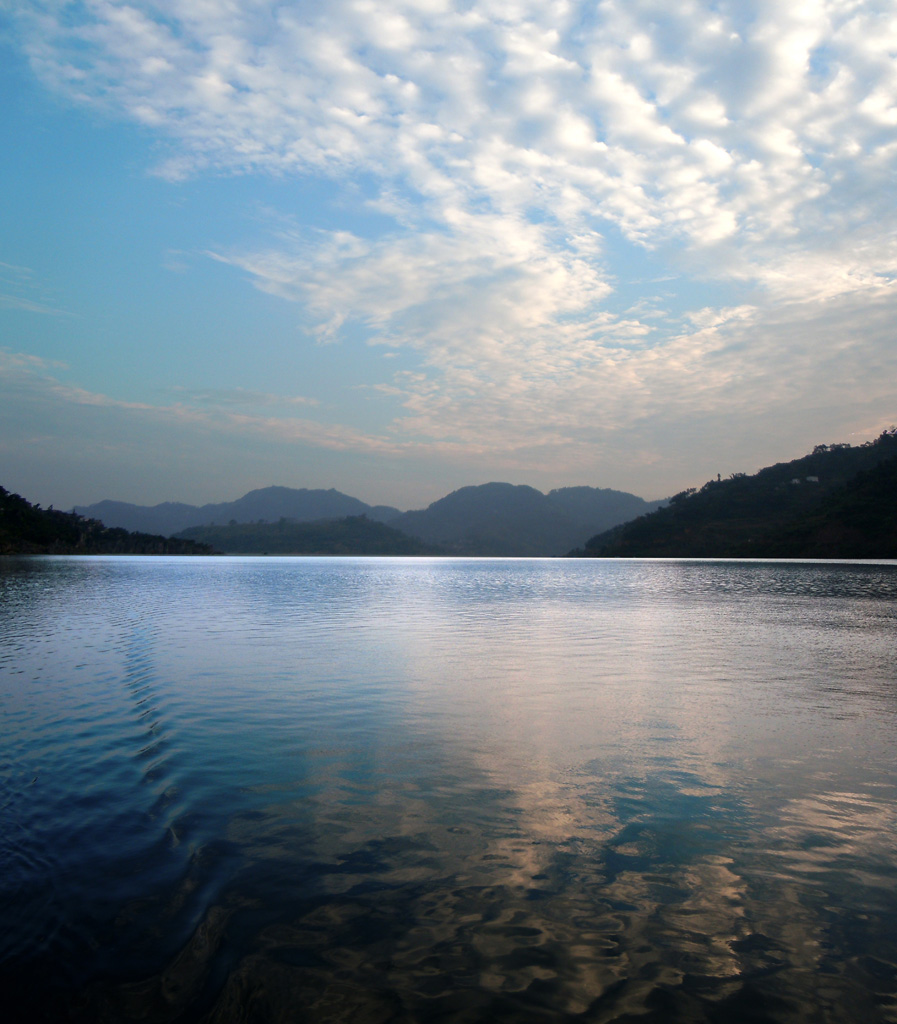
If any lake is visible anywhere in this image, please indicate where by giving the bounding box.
[2,555,897,1023]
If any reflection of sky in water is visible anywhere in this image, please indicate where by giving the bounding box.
[2,556,897,1022]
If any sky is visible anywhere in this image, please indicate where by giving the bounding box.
[1,0,895,512]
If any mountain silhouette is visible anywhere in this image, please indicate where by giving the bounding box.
[77,481,662,556]
[75,486,401,536]
[391,482,662,556]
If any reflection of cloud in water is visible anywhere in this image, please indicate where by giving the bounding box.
[766,789,897,885]
[188,562,897,1019]
[10,559,897,1021]
[101,753,896,1022]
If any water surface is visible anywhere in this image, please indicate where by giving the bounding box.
[2,556,897,1022]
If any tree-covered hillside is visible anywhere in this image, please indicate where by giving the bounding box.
[0,487,213,555]
[575,431,897,559]
[175,516,442,555]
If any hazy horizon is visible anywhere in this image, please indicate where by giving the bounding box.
[2,1,894,511]
[0,434,877,515]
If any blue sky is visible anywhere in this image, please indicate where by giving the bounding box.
[2,0,895,511]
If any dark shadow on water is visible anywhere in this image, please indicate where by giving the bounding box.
[14,771,897,1024]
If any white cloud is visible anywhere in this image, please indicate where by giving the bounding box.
[8,0,897,486]
[18,0,894,248]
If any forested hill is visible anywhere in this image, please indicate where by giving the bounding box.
[574,431,897,559]
[0,487,213,555]
[175,516,442,555]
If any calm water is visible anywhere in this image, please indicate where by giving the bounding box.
[2,556,897,1023]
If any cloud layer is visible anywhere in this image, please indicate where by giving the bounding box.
[7,0,897,499]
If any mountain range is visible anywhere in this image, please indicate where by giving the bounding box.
[75,487,401,536]
[77,483,664,557]
[11,433,896,558]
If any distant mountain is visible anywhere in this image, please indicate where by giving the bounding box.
[547,486,664,534]
[75,481,663,556]
[0,486,213,555]
[390,482,661,556]
[575,431,897,558]
[75,486,402,536]
[73,499,207,537]
[175,516,442,556]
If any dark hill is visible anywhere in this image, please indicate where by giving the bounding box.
[392,482,664,556]
[75,486,402,536]
[0,486,213,555]
[175,516,440,555]
[548,486,664,534]
[576,431,897,558]
[739,456,897,558]
[392,483,599,556]
[73,499,204,536]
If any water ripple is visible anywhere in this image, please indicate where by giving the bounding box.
[2,556,897,1021]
